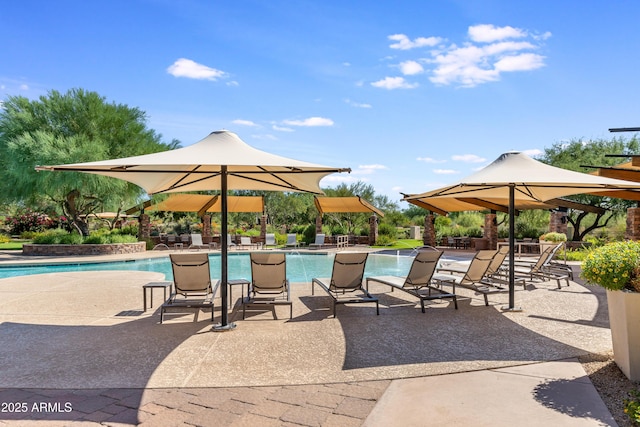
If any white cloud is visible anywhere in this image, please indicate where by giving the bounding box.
[371,76,419,90]
[468,24,527,43]
[167,58,227,81]
[523,148,543,156]
[417,157,446,163]
[282,117,334,127]
[399,60,424,75]
[452,154,487,163]
[434,169,459,174]
[378,24,549,88]
[345,99,372,108]
[19,84,29,90]
[272,125,294,132]
[354,164,388,175]
[321,174,361,185]
[232,119,258,127]
[494,53,545,71]
[388,34,442,50]
[251,133,278,141]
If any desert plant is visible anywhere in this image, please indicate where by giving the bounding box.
[581,240,640,292]
[540,232,568,242]
[624,389,640,425]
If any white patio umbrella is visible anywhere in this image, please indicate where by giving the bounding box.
[404,151,640,310]
[37,130,351,329]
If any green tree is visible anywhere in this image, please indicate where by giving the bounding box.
[0,88,179,235]
[540,137,640,241]
[322,182,390,235]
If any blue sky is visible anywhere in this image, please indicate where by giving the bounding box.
[2,1,640,205]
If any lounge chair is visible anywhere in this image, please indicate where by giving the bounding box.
[366,248,457,312]
[432,250,498,306]
[285,233,298,248]
[239,236,254,250]
[309,233,325,249]
[312,252,378,317]
[513,243,570,289]
[436,245,520,288]
[161,253,218,323]
[264,233,278,249]
[188,233,207,250]
[227,234,237,250]
[242,253,292,319]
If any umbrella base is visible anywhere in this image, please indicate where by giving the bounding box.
[500,306,523,312]
[211,322,237,332]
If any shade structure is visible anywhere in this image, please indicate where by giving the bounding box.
[145,194,264,216]
[314,196,385,217]
[404,151,640,310]
[37,130,350,329]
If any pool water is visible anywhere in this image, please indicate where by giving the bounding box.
[0,253,418,282]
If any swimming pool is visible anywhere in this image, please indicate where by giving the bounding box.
[0,252,419,282]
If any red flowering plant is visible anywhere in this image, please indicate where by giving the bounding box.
[5,208,54,235]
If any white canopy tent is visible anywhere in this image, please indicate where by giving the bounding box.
[37,130,350,329]
[404,151,640,310]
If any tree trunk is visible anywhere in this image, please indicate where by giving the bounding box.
[64,190,89,236]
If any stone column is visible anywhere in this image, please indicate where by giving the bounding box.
[315,214,323,235]
[484,213,497,250]
[138,213,151,241]
[626,207,640,241]
[260,214,267,243]
[202,215,211,242]
[549,210,568,235]
[369,213,378,246]
[423,214,436,247]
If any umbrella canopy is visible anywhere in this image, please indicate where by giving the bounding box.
[314,196,385,217]
[404,151,640,310]
[145,194,264,216]
[37,130,346,195]
[37,130,350,329]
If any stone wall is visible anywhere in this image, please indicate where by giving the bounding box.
[626,207,640,241]
[22,242,146,256]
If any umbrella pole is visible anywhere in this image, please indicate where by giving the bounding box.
[213,165,237,331]
[502,184,522,312]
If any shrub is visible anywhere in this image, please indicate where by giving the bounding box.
[106,234,138,244]
[32,229,70,244]
[374,235,394,246]
[581,241,640,291]
[378,222,396,238]
[302,224,316,244]
[540,232,567,242]
[83,234,108,244]
[624,389,640,425]
[0,234,10,244]
[58,233,84,244]
[5,209,54,234]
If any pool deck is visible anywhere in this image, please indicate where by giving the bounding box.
[0,248,618,426]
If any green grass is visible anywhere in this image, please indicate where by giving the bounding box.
[0,240,29,250]
[372,239,423,249]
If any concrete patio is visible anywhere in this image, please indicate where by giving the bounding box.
[0,250,618,426]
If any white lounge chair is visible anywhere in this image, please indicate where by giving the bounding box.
[239,236,254,250]
[309,233,325,249]
[188,233,207,250]
[265,233,277,249]
[285,233,298,248]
